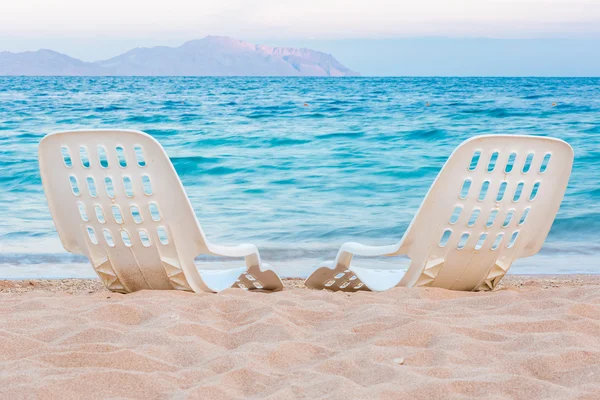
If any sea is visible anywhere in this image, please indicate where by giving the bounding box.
[0,77,599,279]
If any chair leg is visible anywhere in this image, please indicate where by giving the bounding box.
[413,258,445,287]
[474,260,510,291]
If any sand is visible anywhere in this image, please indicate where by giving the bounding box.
[1,275,600,399]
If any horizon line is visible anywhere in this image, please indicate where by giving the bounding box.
[1,75,600,78]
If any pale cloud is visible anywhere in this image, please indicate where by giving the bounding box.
[1,0,599,39]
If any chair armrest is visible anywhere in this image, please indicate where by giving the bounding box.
[206,243,259,258]
[339,242,401,257]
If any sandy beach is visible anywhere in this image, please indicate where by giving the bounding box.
[1,275,600,399]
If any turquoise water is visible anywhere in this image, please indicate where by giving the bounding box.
[1,77,599,278]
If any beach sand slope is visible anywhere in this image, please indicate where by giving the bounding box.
[1,276,600,399]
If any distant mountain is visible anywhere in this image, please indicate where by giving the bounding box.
[272,38,600,77]
[0,49,103,76]
[0,36,359,77]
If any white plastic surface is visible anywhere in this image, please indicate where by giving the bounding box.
[305,135,574,292]
[38,129,283,293]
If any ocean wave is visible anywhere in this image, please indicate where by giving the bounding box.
[550,213,600,237]
[316,131,364,139]
[0,76,599,276]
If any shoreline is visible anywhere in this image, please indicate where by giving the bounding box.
[2,274,600,294]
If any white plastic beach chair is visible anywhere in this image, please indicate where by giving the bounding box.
[39,129,283,293]
[305,135,573,292]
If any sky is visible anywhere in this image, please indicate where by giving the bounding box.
[1,0,600,75]
[2,0,599,39]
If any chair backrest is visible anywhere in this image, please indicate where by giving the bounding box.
[398,135,573,291]
[39,130,210,292]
